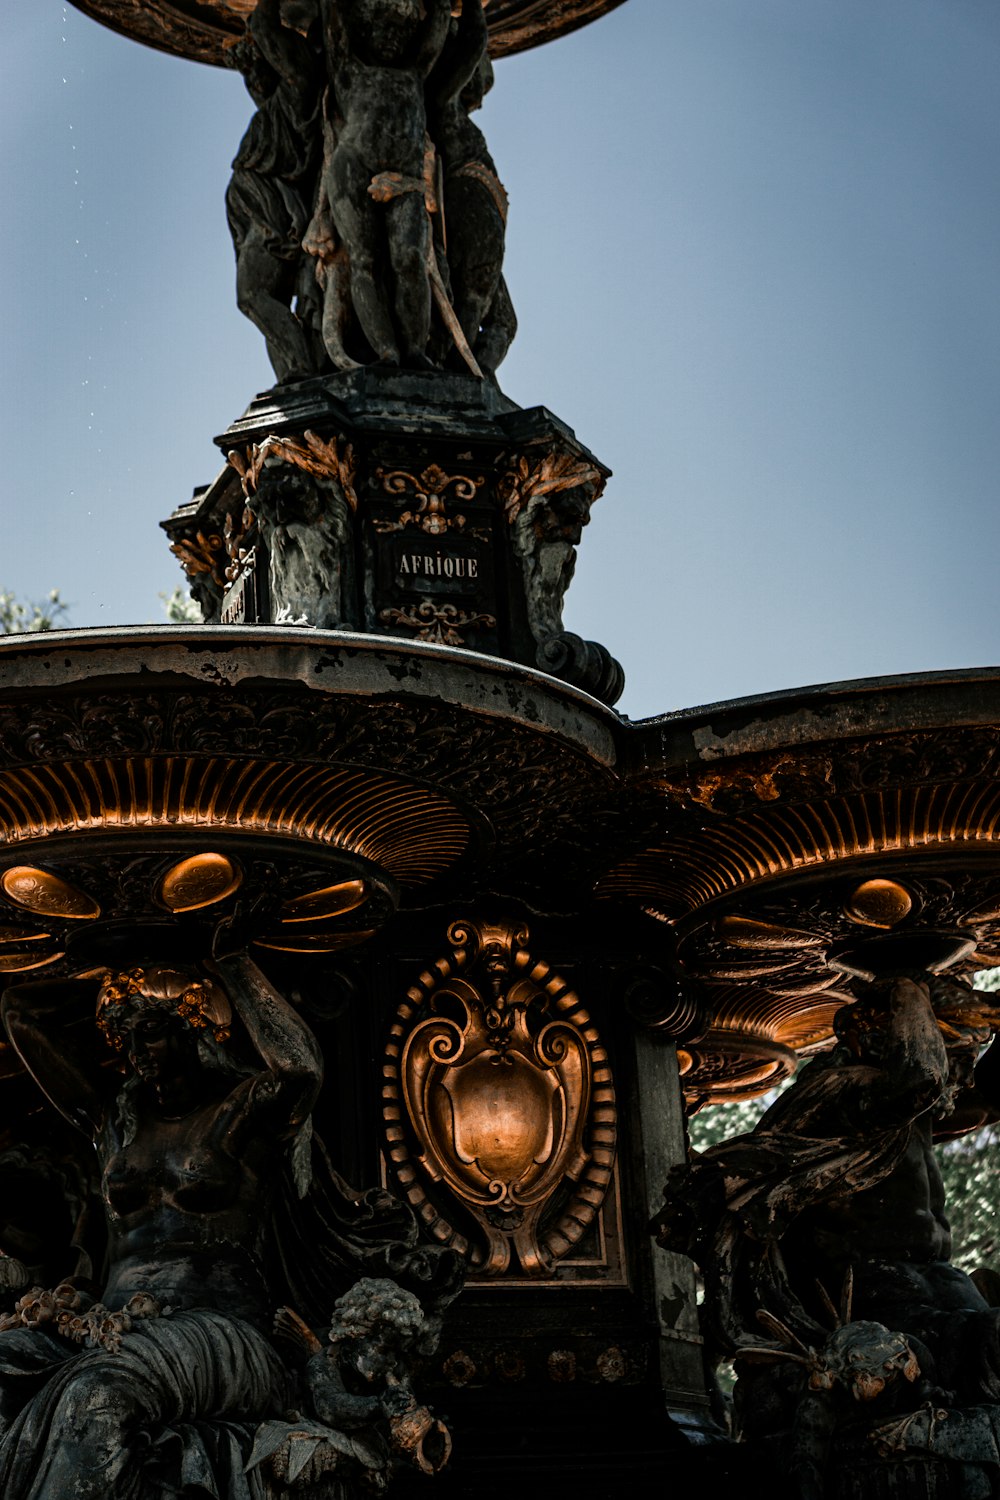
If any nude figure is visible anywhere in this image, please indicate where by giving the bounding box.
[226,0,324,382]
[427,0,517,373]
[0,929,322,1498]
[319,0,452,367]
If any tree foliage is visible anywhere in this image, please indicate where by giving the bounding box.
[159,587,203,623]
[0,590,69,634]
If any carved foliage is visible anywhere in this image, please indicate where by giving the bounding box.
[383,919,616,1277]
[378,602,497,646]
[228,430,358,513]
[496,450,605,528]
[168,530,227,589]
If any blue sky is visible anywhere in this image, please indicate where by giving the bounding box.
[4,0,999,718]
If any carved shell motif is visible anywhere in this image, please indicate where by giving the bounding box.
[384,920,617,1277]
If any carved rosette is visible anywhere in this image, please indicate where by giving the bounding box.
[383,919,616,1278]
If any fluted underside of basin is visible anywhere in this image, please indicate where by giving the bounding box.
[66,0,628,66]
[2,631,1000,1105]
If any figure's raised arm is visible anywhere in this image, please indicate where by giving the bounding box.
[2,976,109,1136]
[248,0,318,90]
[855,977,948,1129]
[415,0,455,77]
[427,0,488,111]
[208,919,323,1144]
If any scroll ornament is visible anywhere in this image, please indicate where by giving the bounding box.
[384,919,617,1277]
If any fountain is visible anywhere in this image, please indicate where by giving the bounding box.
[1,2,998,1495]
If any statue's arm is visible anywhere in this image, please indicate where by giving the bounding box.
[1,978,106,1136]
[209,949,323,1140]
[306,1351,382,1428]
[248,0,315,91]
[858,978,948,1129]
[415,0,454,77]
[428,0,488,110]
[936,1027,1000,1136]
[328,0,357,54]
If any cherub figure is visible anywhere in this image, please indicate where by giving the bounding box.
[735,1277,924,1500]
[254,1277,451,1491]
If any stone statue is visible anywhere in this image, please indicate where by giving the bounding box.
[252,1278,451,1491]
[0,920,461,1498]
[319,0,452,369]
[655,975,1000,1494]
[226,0,324,383]
[426,0,517,373]
[302,101,364,371]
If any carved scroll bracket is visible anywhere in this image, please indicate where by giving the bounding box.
[383,918,617,1279]
[372,464,487,539]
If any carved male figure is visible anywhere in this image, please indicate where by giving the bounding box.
[226,0,324,382]
[320,0,452,367]
[426,0,517,372]
[656,976,1000,1445]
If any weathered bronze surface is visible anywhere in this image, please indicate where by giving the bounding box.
[0,935,462,1497]
[656,973,1000,1493]
[67,0,629,66]
[165,370,624,701]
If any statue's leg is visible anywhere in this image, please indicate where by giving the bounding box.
[294,253,328,371]
[385,193,432,367]
[235,229,314,384]
[329,149,400,365]
[447,183,504,352]
[0,1328,73,1439]
[475,275,517,374]
[13,1361,153,1499]
[322,248,362,371]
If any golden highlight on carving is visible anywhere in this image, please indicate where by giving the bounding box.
[0,951,63,974]
[1,867,101,921]
[0,757,468,885]
[497,450,605,526]
[844,878,913,929]
[372,464,484,537]
[383,918,617,1278]
[168,530,227,588]
[280,880,368,923]
[255,928,377,954]
[229,430,358,511]
[603,781,1000,921]
[159,853,243,913]
[379,602,497,646]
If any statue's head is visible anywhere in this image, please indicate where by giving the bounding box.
[96,966,232,1090]
[832,997,890,1062]
[810,1320,920,1401]
[279,0,319,35]
[327,1276,437,1384]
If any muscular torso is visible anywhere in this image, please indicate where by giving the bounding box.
[328,0,431,172]
[783,1116,951,1301]
[430,105,491,175]
[99,1095,274,1327]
